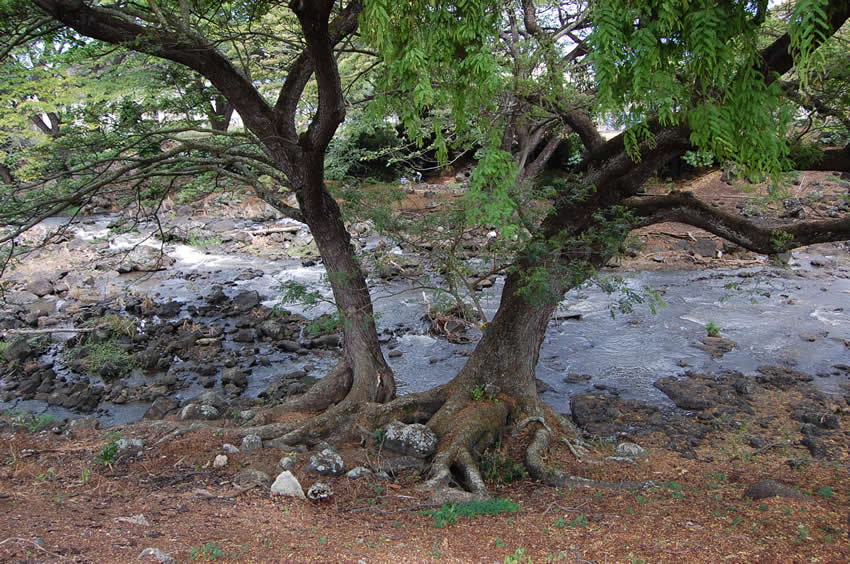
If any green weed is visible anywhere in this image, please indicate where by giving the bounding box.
[189,541,224,560]
[423,498,519,528]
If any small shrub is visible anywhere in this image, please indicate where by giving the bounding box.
[95,434,121,467]
[470,385,485,401]
[480,449,528,485]
[817,486,834,500]
[423,498,519,528]
[27,414,57,433]
[189,541,224,560]
[705,321,721,337]
[72,340,135,379]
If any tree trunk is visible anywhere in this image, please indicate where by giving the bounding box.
[429,269,561,435]
[0,164,12,185]
[293,153,395,406]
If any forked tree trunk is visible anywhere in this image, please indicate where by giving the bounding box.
[292,155,395,406]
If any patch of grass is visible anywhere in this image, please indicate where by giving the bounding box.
[189,541,225,560]
[470,385,485,401]
[705,321,721,337]
[481,448,528,485]
[504,547,533,564]
[0,340,9,361]
[817,486,834,500]
[72,340,135,379]
[423,498,519,528]
[186,234,223,247]
[26,413,57,433]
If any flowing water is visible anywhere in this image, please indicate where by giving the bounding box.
[4,216,849,424]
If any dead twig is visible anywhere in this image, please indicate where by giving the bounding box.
[729,441,792,461]
[0,537,71,561]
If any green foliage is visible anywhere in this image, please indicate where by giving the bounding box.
[423,498,519,528]
[190,541,225,561]
[705,321,721,337]
[504,547,533,564]
[682,150,715,169]
[589,0,841,177]
[27,413,57,433]
[770,230,795,251]
[71,339,135,380]
[817,486,834,500]
[95,433,120,467]
[480,449,528,485]
[0,339,8,362]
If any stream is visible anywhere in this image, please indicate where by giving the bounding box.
[3,215,849,425]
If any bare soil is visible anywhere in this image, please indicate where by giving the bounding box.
[0,379,848,563]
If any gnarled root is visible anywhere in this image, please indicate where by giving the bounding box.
[269,362,353,415]
[421,399,510,497]
[526,427,654,491]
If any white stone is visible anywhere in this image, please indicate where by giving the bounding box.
[213,454,228,468]
[270,471,305,499]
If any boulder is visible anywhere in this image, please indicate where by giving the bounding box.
[144,397,178,420]
[382,420,438,458]
[307,482,333,501]
[231,290,260,312]
[307,449,345,476]
[137,547,175,563]
[613,442,648,459]
[179,403,220,420]
[26,277,54,297]
[346,466,372,479]
[270,471,306,499]
[241,434,263,451]
[743,480,807,501]
[277,456,297,471]
[234,469,272,488]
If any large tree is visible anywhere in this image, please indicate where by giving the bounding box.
[2,0,395,410]
[4,0,850,497]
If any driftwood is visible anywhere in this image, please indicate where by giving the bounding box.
[244,226,301,236]
[0,327,97,336]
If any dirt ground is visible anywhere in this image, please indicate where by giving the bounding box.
[1,170,849,563]
[0,380,848,563]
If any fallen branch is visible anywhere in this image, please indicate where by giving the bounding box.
[244,226,301,236]
[0,327,98,336]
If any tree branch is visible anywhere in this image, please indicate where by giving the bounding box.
[626,191,850,254]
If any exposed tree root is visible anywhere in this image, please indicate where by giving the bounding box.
[421,399,509,496]
[526,427,654,491]
[269,362,353,415]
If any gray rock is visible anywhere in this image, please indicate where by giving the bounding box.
[234,469,271,488]
[192,391,228,411]
[232,290,260,312]
[307,449,345,476]
[3,337,34,362]
[26,277,54,297]
[307,482,333,501]
[241,434,263,451]
[144,397,178,420]
[213,454,228,468]
[743,480,807,501]
[346,466,372,479]
[116,438,144,452]
[222,443,240,454]
[179,403,220,420]
[137,547,174,563]
[382,420,438,458]
[279,456,297,471]
[270,471,305,499]
[613,442,648,459]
